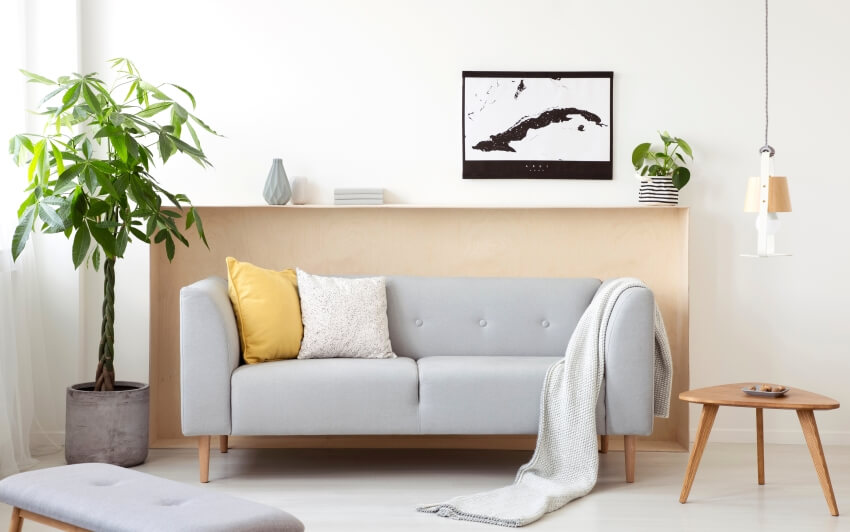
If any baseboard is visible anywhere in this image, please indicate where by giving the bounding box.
[690,427,850,446]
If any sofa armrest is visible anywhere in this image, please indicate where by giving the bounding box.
[600,283,656,436]
[180,276,240,436]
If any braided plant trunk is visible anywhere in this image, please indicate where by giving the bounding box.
[95,257,116,391]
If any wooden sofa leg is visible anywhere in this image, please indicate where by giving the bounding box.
[199,436,211,483]
[220,435,228,453]
[9,506,23,532]
[599,435,608,454]
[624,435,636,483]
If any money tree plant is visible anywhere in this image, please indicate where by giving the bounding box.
[8,58,219,391]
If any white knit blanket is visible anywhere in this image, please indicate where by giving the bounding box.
[417,279,673,527]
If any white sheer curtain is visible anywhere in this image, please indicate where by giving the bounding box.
[0,0,58,477]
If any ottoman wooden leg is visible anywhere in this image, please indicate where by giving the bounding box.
[220,435,229,453]
[199,435,211,483]
[679,404,718,503]
[8,506,23,532]
[599,435,608,454]
[756,408,765,485]
[797,409,839,516]
[624,435,636,483]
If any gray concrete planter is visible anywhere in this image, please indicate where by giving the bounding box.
[65,381,149,467]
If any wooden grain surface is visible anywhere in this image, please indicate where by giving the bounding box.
[149,206,690,449]
[680,384,839,410]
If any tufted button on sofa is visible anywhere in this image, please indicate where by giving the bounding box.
[180,276,657,483]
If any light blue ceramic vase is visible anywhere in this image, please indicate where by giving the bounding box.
[263,158,292,205]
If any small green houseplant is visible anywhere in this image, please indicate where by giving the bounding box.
[8,58,218,465]
[631,131,694,189]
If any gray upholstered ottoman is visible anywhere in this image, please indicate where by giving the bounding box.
[0,463,303,532]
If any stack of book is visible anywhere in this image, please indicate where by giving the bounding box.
[334,188,384,205]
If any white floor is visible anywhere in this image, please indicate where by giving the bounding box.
[1,444,847,531]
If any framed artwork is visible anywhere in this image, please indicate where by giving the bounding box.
[462,71,613,179]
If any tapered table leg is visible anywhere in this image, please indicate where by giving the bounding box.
[756,408,765,485]
[599,435,608,454]
[679,404,718,503]
[220,435,229,453]
[797,409,838,516]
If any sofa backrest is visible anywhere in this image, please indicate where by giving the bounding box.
[385,276,601,359]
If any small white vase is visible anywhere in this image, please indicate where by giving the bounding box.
[638,175,678,206]
[291,177,308,205]
[263,158,292,205]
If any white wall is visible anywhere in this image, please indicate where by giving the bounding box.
[21,0,850,444]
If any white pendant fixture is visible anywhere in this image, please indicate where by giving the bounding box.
[743,0,792,258]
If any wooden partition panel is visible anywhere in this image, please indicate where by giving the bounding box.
[150,206,689,451]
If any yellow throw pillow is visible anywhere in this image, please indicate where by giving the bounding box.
[226,257,303,364]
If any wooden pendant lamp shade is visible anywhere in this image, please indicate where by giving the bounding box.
[744,176,792,213]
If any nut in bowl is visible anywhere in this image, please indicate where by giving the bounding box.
[743,384,790,398]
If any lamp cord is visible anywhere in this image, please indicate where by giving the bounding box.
[761,0,774,156]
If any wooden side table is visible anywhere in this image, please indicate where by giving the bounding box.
[678,383,840,516]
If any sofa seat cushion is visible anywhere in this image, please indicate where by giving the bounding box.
[231,357,419,435]
[418,356,564,434]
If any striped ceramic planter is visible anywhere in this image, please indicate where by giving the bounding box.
[638,176,679,206]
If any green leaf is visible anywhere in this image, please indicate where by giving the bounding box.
[659,131,673,145]
[55,163,84,194]
[27,140,45,183]
[164,232,175,261]
[138,80,171,101]
[136,101,172,118]
[17,192,36,218]
[116,228,129,257]
[172,103,188,122]
[123,80,138,103]
[70,186,85,227]
[37,203,65,231]
[92,246,101,271]
[50,142,65,176]
[189,114,221,136]
[158,132,176,163]
[675,138,693,159]
[672,167,691,189]
[87,198,110,218]
[154,229,167,243]
[59,82,82,113]
[9,134,34,166]
[185,208,195,229]
[88,221,117,257]
[12,205,36,261]
[82,83,102,117]
[631,143,651,170]
[129,226,150,243]
[72,225,91,268]
[20,69,56,85]
[168,83,196,109]
[192,207,208,248]
[110,132,128,163]
[185,121,201,150]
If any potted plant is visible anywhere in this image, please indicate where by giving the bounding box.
[8,58,218,466]
[632,131,694,206]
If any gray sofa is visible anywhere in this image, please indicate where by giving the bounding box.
[180,276,656,483]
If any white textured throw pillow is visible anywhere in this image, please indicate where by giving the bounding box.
[296,269,396,359]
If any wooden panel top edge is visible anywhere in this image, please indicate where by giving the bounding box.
[179,204,691,210]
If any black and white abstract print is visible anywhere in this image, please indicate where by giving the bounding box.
[464,76,610,162]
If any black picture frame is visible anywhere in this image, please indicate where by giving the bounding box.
[462,71,613,180]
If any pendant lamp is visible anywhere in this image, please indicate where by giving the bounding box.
[743,0,792,258]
